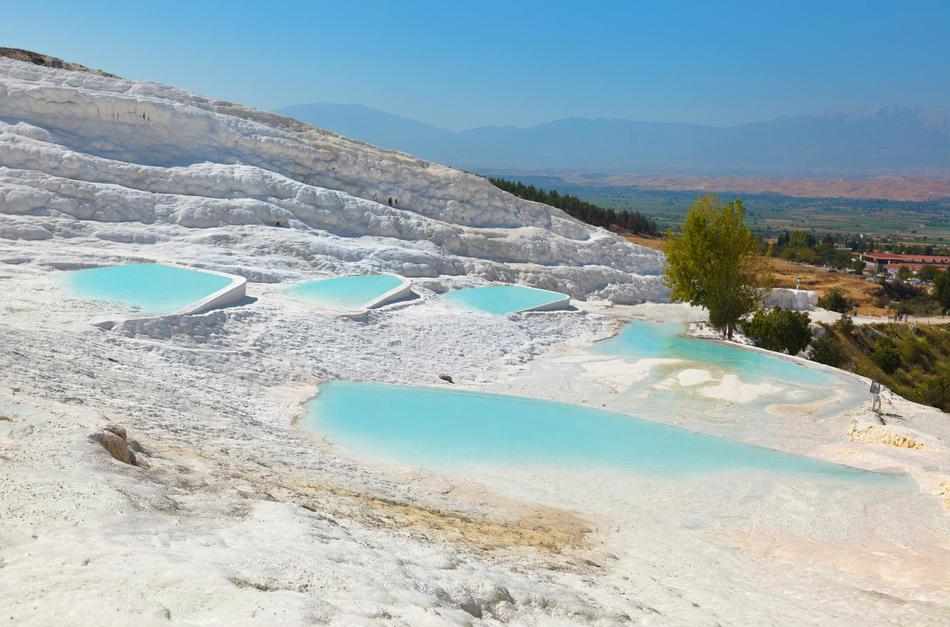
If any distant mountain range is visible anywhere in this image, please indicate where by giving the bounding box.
[276,103,950,176]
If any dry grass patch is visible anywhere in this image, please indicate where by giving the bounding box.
[149,441,591,557]
[292,480,590,555]
[769,257,887,315]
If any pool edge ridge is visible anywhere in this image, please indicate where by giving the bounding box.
[522,293,572,313]
[172,266,247,316]
[444,284,573,315]
[510,285,572,314]
[281,273,414,317]
[361,273,413,311]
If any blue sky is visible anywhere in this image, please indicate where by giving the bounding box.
[2,0,948,130]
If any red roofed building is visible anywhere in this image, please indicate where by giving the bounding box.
[860,251,950,273]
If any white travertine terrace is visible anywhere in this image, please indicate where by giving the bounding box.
[1,56,948,626]
[0,57,666,303]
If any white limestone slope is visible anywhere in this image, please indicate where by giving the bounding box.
[0,57,666,302]
[9,56,946,626]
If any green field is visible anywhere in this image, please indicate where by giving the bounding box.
[501,176,950,243]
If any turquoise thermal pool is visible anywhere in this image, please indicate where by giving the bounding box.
[286,274,407,311]
[442,285,569,315]
[303,381,897,481]
[596,320,831,386]
[64,263,233,315]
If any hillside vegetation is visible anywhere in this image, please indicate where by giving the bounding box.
[812,322,950,411]
[769,258,890,315]
[488,177,659,235]
[626,233,892,315]
[628,231,950,411]
[516,179,950,245]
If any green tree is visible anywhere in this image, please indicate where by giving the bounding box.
[915,372,950,412]
[664,195,768,338]
[743,307,813,354]
[934,270,950,314]
[918,264,938,282]
[810,333,849,368]
[831,250,853,269]
[834,312,854,333]
[818,287,851,313]
[797,247,819,264]
[871,337,902,374]
[897,266,913,282]
[852,259,866,274]
[898,333,928,367]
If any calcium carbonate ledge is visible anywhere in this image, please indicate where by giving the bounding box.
[361,273,414,310]
[445,284,571,315]
[283,273,414,319]
[512,286,572,313]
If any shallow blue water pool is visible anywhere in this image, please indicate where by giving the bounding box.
[596,320,830,386]
[304,381,895,481]
[286,274,405,311]
[64,263,233,315]
[442,285,568,315]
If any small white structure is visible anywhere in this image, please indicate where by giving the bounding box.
[763,288,818,311]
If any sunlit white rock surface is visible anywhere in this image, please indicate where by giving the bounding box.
[1,57,948,625]
[764,287,819,311]
[0,56,666,303]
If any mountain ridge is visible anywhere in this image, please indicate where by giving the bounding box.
[277,103,950,177]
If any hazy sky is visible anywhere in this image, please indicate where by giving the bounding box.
[3,0,949,130]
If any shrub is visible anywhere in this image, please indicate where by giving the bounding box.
[935,270,950,315]
[892,302,913,320]
[915,372,950,412]
[831,250,853,269]
[901,295,941,317]
[810,334,849,368]
[818,287,851,313]
[834,313,854,333]
[871,337,902,374]
[898,333,929,367]
[743,307,813,354]
[918,265,938,282]
[880,279,923,301]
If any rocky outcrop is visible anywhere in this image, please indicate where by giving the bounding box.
[847,419,925,449]
[89,424,146,465]
[0,48,117,78]
[763,288,818,311]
